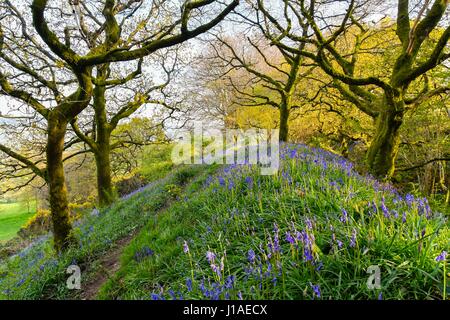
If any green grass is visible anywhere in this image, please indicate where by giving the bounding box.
[138,144,174,182]
[98,144,449,300]
[0,202,36,242]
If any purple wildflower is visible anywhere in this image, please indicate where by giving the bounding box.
[305,218,313,230]
[350,229,357,248]
[273,226,280,253]
[289,148,297,159]
[248,249,256,263]
[405,194,414,207]
[436,251,447,262]
[381,197,389,218]
[186,278,193,292]
[224,275,235,289]
[245,176,253,188]
[340,209,348,223]
[310,283,321,298]
[168,290,177,300]
[183,240,189,254]
[206,251,216,263]
[211,263,222,279]
[286,231,295,244]
[151,293,161,300]
[315,261,323,271]
[134,246,154,262]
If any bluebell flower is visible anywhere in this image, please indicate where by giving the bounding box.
[350,229,357,248]
[405,194,414,207]
[378,292,383,300]
[248,249,256,264]
[436,251,447,262]
[381,197,389,218]
[286,232,295,244]
[315,261,323,271]
[168,290,177,300]
[206,251,216,263]
[211,264,222,279]
[392,210,399,219]
[224,275,235,289]
[238,291,243,300]
[134,246,154,262]
[305,218,313,230]
[186,278,193,292]
[310,283,321,298]
[340,209,348,223]
[183,240,189,254]
[151,293,161,300]
[303,247,313,262]
[245,176,253,188]
[289,149,297,159]
[15,279,25,287]
[218,176,226,187]
[273,234,280,253]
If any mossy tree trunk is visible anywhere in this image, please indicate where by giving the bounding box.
[94,142,114,207]
[279,54,301,143]
[366,101,404,179]
[93,97,114,207]
[279,96,290,142]
[93,69,115,207]
[47,114,75,252]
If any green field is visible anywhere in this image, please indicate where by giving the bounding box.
[0,202,36,242]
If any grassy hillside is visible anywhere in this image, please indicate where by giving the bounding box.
[0,202,35,242]
[99,144,449,300]
[0,144,448,300]
[0,165,211,299]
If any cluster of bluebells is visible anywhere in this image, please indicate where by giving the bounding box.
[134,246,154,262]
[150,275,240,300]
[159,143,449,300]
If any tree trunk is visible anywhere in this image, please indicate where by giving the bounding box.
[94,141,114,207]
[93,75,115,207]
[366,107,404,179]
[47,114,74,252]
[279,97,290,142]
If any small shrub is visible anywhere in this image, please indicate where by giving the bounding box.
[115,174,148,197]
[174,168,197,185]
[18,209,51,239]
[164,184,182,199]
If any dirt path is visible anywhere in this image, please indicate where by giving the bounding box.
[80,233,135,300]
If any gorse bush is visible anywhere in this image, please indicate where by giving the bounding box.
[103,144,448,300]
[114,174,148,198]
